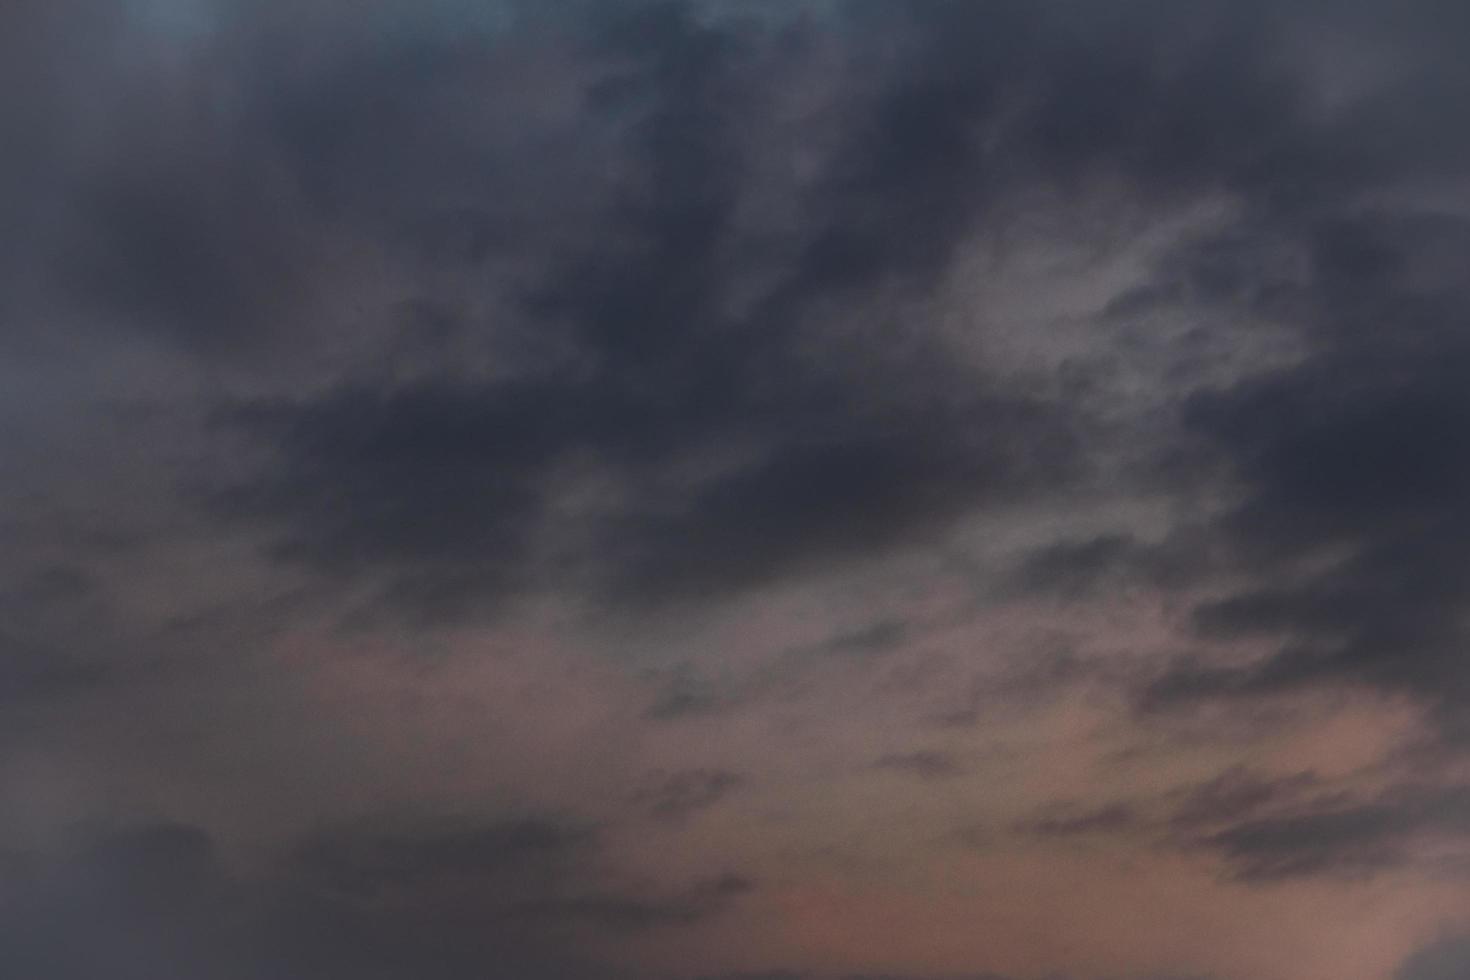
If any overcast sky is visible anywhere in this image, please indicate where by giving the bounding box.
[3,2,1470,978]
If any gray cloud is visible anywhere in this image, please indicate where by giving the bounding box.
[0,816,751,980]
[511,872,754,932]
[1016,803,1141,839]
[289,816,599,898]
[1398,934,1470,980]
[1143,213,1470,742]
[1167,767,1319,831]
[1009,768,1470,883]
[188,1,1100,618]
[634,769,746,821]
[185,0,1470,641]
[874,751,965,781]
[1199,784,1470,882]
[5,1,1470,977]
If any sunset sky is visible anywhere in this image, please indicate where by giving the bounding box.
[3,2,1470,978]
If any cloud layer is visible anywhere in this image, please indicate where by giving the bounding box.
[3,2,1470,979]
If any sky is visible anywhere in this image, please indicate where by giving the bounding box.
[3,1,1470,978]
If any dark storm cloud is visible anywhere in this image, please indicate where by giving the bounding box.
[7,0,1466,601]
[6,1,1470,976]
[17,0,1411,621]
[194,1,1105,617]
[201,0,1456,620]
[1143,213,1470,740]
[1076,4,1470,747]
[221,378,1078,615]
[202,0,1404,618]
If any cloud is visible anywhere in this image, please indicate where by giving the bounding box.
[1398,934,1470,980]
[1098,6,1470,750]
[0,823,252,980]
[26,0,1454,627]
[0,817,751,980]
[874,751,965,781]
[634,769,746,821]
[193,1,1098,618]
[0,567,118,708]
[1197,784,1470,882]
[511,873,754,932]
[1144,213,1470,742]
[4,2,1470,979]
[289,816,598,898]
[1016,803,1141,839]
[1007,768,1470,883]
[1167,767,1319,830]
[0,639,105,707]
[186,0,1470,629]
